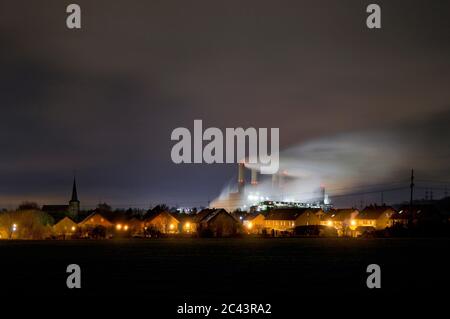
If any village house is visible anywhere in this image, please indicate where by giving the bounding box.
[123,216,144,236]
[195,208,240,237]
[78,211,115,238]
[144,211,180,234]
[264,208,322,236]
[354,205,396,236]
[389,209,410,226]
[53,216,78,239]
[188,209,216,233]
[243,213,265,234]
[321,208,359,236]
[176,213,197,234]
[79,211,114,228]
[390,204,442,227]
[99,211,145,237]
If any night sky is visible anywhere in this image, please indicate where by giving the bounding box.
[1,0,449,209]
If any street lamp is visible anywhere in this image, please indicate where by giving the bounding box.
[10,223,17,239]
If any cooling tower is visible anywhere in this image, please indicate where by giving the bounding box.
[251,168,258,186]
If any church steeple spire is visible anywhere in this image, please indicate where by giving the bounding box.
[70,177,79,203]
[69,176,80,216]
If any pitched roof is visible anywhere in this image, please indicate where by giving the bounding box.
[357,206,395,220]
[392,205,441,220]
[193,209,216,223]
[201,209,230,223]
[79,211,114,225]
[244,213,264,221]
[265,208,318,221]
[175,213,195,223]
[54,216,77,226]
[390,210,410,220]
[144,211,179,223]
[328,208,358,221]
[200,208,238,223]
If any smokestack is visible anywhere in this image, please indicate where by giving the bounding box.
[272,173,279,189]
[278,171,287,189]
[238,163,245,193]
[251,168,258,186]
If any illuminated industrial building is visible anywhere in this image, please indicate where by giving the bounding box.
[210,164,332,212]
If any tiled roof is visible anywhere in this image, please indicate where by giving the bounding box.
[356,206,395,220]
[144,211,179,223]
[265,208,317,221]
[193,208,237,224]
[192,209,216,223]
[328,209,358,221]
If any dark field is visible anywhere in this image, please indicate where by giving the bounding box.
[0,238,449,300]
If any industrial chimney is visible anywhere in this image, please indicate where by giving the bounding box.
[251,168,258,186]
[272,173,279,189]
[278,171,286,189]
[238,163,245,193]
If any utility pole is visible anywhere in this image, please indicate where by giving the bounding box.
[410,169,415,226]
[380,191,384,206]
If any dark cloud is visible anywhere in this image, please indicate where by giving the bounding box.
[0,0,449,208]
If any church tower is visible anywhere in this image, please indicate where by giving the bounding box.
[68,177,80,217]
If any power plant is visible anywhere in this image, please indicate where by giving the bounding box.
[210,164,331,212]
